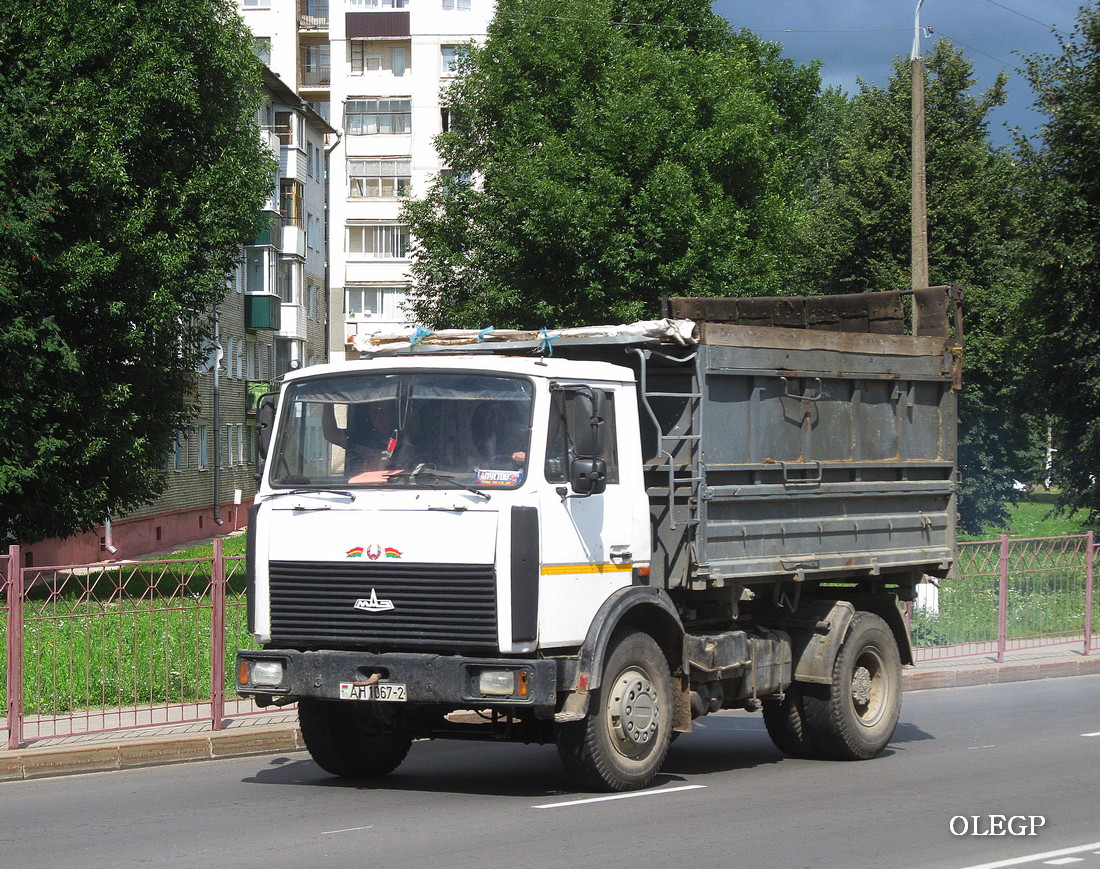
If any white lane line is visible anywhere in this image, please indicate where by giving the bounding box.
[1081,732,1100,737]
[322,825,375,835]
[1043,859,1084,865]
[533,784,706,809]
[960,841,1100,869]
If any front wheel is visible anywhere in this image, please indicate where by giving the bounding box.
[802,612,903,760]
[557,630,673,792]
[298,698,412,778]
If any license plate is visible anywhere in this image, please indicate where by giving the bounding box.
[339,681,407,702]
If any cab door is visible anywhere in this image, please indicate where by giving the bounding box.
[536,382,650,648]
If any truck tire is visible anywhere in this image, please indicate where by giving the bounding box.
[802,612,902,760]
[557,630,673,792]
[762,684,820,759]
[298,698,412,778]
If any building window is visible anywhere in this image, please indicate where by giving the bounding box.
[245,246,276,294]
[442,0,471,9]
[253,37,271,65]
[242,0,270,7]
[306,100,330,122]
[345,99,411,135]
[346,284,406,319]
[280,179,303,227]
[347,224,410,259]
[348,159,411,198]
[197,426,210,471]
[441,44,469,75]
[173,431,186,471]
[277,259,302,304]
[274,111,299,147]
[349,41,408,76]
[348,0,408,7]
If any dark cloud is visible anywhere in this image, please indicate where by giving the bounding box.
[712,0,1084,143]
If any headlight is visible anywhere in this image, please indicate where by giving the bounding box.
[476,669,530,697]
[245,660,284,687]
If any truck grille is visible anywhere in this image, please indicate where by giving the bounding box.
[267,560,498,654]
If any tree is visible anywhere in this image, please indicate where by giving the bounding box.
[0,0,274,544]
[402,0,821,329]
[1020,4,1100,519]
[794,40,1041,533]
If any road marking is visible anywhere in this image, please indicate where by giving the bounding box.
[321,825,375,835]
[1081,732,1100,737]
[1042,859,1084,865]
[968,745,996,749]
[532,784,706,809]
[959,841,1100,869]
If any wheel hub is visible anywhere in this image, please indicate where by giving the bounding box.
[608,668,660,751]
[852,665,873,707]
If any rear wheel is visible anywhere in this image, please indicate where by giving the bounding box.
[557,630,673,792]
[762,683,821,759]
[802,612,902,760]
[298,698,412,778]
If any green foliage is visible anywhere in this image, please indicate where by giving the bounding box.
[794,41,1041,534]
[1020,4,1100,521]
[402,0,821,329]
[0,0,274,544]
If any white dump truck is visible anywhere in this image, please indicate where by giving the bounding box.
[236,289,962,791]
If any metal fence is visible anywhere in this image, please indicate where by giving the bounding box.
[2,539,268,749]
[908,533,1096,662]
[3,533,1097,749]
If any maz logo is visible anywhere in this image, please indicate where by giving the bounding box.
[353,589,395,613]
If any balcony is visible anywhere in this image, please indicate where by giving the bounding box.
[299,0,328,29]
[300,67,330,88]
[245,293,282,331]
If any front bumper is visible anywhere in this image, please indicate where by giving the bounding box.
[236,649,559,713]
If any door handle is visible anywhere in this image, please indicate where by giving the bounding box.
[609,545,632,564]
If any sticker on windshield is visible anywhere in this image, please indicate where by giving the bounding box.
[475,469,523,487]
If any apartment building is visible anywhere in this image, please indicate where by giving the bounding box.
[21,67,334,567]
[238,0,494,360]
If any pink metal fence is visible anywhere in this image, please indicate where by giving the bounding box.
[3,534,1097,749]
[909,532,1097,663]
[2,539,275,750]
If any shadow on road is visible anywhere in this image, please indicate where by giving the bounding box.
[240,710,934,797]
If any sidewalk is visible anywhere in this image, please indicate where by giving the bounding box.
[2,646,1098,782]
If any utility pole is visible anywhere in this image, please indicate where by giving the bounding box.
[911,0,929,292]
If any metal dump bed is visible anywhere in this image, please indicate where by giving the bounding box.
[643,288,961,590]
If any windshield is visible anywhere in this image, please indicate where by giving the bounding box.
[269,372,534,491]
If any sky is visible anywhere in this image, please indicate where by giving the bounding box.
[711,0,1087,145]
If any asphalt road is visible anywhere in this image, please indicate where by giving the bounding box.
[2,675,1098,869]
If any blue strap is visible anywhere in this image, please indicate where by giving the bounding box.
[477,326,495,342]
[409,326,433,346]
[538,327,554,357]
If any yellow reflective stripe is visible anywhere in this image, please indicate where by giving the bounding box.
[540,563,633,575]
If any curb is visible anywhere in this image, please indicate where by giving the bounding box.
[1,724,303,783]
[3,657,1098,782]
[901,653,1100,692]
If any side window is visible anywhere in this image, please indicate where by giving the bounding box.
[545,390,618,484]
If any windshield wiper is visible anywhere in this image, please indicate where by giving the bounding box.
[267,488,357,501]
[385,466,491,501]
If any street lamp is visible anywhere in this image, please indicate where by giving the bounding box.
[911,0,929,292]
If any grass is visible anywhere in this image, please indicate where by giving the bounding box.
[966,491,1100,541]
[2,545,256,716]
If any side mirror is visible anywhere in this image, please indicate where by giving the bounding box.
[256,394,277,460]
[570,457,608,496]
[571,387,606,459]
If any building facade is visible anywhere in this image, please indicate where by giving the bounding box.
[237,0,493,360]
[20,67,334,567]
